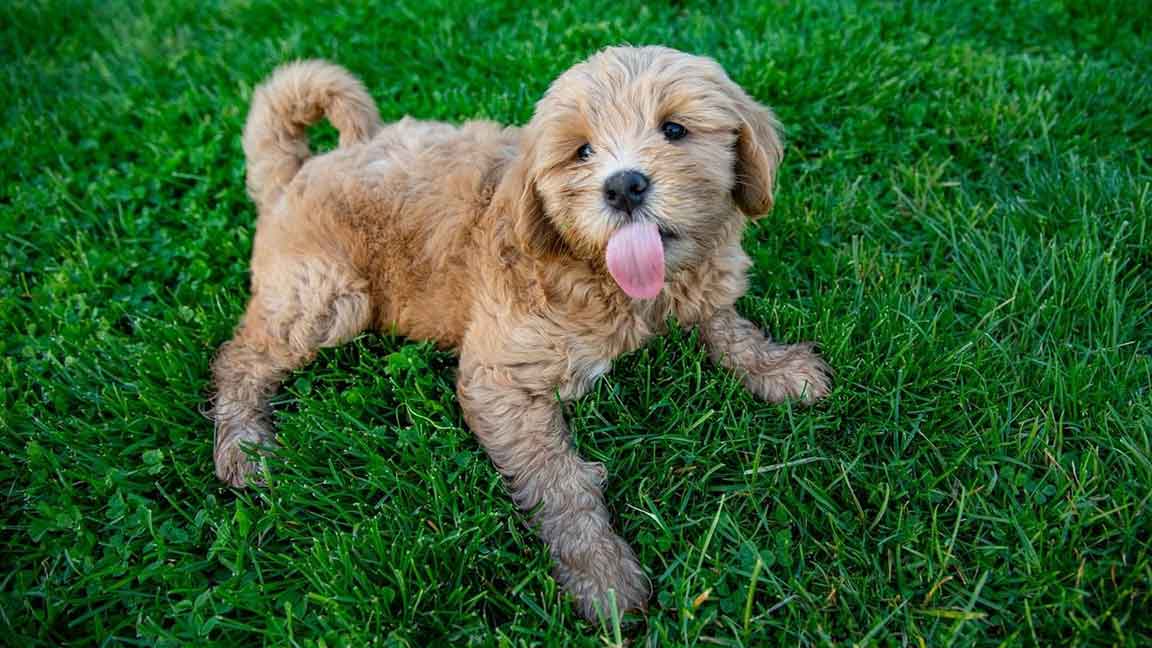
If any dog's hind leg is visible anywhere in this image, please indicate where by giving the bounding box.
[211,256,371,487]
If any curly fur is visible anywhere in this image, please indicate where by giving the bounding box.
[211,47,830,621]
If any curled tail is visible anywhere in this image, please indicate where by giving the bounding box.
[242,60,381,210]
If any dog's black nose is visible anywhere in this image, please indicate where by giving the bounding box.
[603,170,650,213]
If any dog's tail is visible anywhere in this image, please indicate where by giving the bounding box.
[242,60,381,210]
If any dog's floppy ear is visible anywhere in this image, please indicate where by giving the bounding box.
[729,85,785,218]
[491,133,565,259]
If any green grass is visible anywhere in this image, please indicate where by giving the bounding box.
[2,0,1150,645]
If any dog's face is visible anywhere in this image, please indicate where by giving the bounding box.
[497,46,783,296]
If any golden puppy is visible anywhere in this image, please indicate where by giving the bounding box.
[212,46,830,620]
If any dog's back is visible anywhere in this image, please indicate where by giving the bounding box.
[240,60,522,348]
[295,117,520,347]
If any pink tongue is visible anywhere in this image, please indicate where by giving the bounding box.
[605,222,665,299]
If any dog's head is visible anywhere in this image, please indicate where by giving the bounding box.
[494,45,783,299]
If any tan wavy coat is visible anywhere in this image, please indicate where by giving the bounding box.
[211,46,830,621]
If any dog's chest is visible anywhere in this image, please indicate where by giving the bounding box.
[552,292,733,401]
[554,307,662,401]
[558,351,612,401]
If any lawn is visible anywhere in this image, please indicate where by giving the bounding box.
[2,0,1150,645]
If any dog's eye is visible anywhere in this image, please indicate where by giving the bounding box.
[661,121,688,141]
[576,143,593,161]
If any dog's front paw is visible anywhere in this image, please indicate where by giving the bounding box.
[554,533,651,622]
[742,342,831,405]
[213,419,275,488]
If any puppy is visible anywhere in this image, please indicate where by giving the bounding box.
[211,46,830,621]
